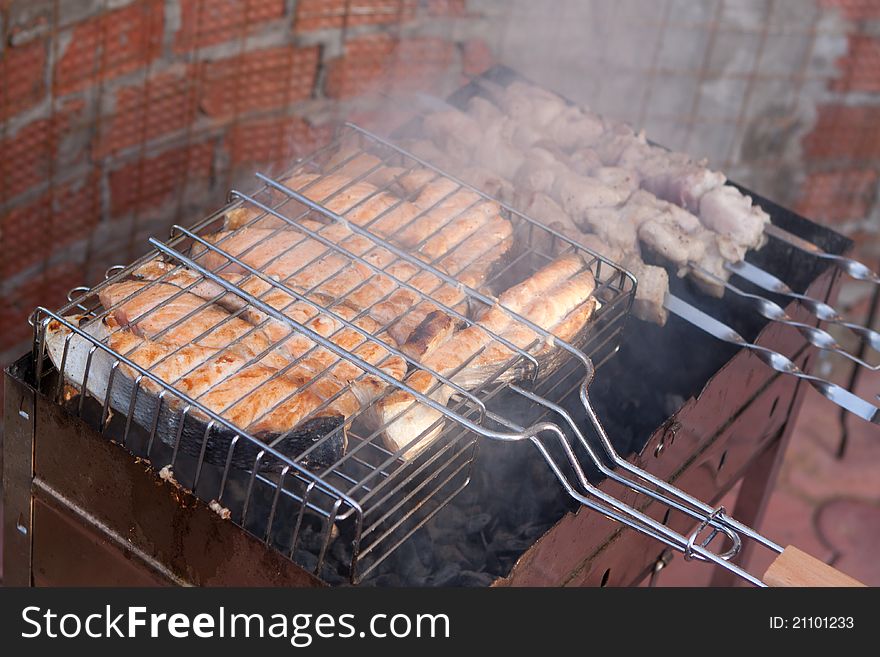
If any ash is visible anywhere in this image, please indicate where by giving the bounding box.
[359,438,575,587]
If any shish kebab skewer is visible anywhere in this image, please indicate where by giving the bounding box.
[411,83,879,357]
[408,91,750,324]
[478,78,879,285]
[402,89,880,415]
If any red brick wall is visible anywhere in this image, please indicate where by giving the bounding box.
[0,0,490,369]
[797,1,880,260]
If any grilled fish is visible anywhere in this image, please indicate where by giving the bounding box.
[98,280,282,363]
[195,224,450,346]
[372,253,596,459]
[215,166,513,346]
[42,314,349,468]
[95,280,368,464]
[127,260,408,405]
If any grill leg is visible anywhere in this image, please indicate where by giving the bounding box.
[709,250,846,587]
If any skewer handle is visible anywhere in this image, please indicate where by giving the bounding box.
[763,546,865,587]
[765,224,880,285]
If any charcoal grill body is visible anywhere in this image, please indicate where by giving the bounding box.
[2,189,849,585]
[2,354,323,587]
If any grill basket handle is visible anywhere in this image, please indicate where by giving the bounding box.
[763,546,865,587]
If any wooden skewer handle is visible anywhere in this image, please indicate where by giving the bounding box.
[763,546,866,587]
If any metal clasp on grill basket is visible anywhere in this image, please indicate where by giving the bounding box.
[31,123,836,587]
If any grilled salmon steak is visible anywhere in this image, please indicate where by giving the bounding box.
[371,253,596,459]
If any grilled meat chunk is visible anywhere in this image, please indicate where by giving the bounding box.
[698,185,769,252]
[372,254,596,459]
[411,79,775,325]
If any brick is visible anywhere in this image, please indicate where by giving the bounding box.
[54,96,93,168]
[461,38,492,77]
[324,34,395,98]
[795,168,878,223]
[384,36,455,89]
[174,0,285,53]
[831,35,880,93]
[42,262,89,308]
[95,67,199,157]
[348,0,415,25]
[0,172,101,280]
[54,0,164,95]
[803,105,880,161]
[3,283,41,350]
[819,0,880,20]
[324,35,454,98]
[109,142,214,216]
[51,171,102,251]
[0,193,51,278]
[199,45,319,118]
[426,0,467,16]
[2,261,87,352]
[0,97,91,201]
[1,120,52,201]
[294,0,416,32]
[0,39,47,121]
[226,114,331,169]
[5,1,52,46]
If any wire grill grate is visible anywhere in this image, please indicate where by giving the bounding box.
[31,124,635,582]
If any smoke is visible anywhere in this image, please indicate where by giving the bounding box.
[328,0,857,586]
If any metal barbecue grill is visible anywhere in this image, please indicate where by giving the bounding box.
[27,124,636,583]
[4,67,874,587]
[18,121,867,587]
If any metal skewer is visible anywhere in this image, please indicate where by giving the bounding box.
[765,223,880,285]
[726,260,880,354]
[663,293,880,424]
[692,264,878,370]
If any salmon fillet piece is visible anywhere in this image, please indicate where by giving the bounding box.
[107,321,356,453]
[372,254,595,459]
[104,317,270,401]
[198,364,360,441]
[99,291,359,457]
[99,280,283,365]
[196,224,460,347]
[282,171,513,342]
[230,287,407,406]
[129,258,407,406]
[195,222,424,343]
